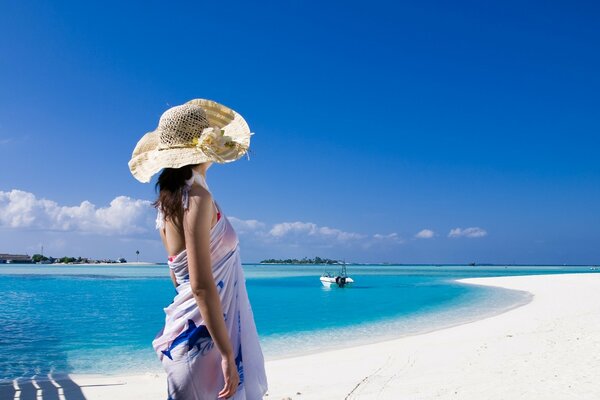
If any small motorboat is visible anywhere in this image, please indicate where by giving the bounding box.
[320,263,354,288]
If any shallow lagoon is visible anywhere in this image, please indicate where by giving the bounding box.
[0,263,596,379]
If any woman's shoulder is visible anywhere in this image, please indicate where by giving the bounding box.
[187,182,212,198]
[185,184,213,211]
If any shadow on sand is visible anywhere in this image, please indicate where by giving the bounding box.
[0,374,125,400]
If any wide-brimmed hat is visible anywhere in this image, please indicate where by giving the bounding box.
[128,98,252,183]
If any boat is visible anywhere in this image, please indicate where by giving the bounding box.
[320,262,354,288]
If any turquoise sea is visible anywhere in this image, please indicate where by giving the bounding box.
[0,263,597,381]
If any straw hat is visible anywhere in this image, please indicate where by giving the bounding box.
[128,99,252,183]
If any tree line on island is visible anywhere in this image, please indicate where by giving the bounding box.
[259,256,343,265]
[29,254,128,264]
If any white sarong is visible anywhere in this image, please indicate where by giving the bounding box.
[152,173,268,399]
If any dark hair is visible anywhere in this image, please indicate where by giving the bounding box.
[152,165,195,227]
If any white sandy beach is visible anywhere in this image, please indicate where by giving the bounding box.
[10,273,600,399]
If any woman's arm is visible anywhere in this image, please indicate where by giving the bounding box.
[183,186,239,398]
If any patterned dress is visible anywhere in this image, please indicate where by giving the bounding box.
[152,172,268,399]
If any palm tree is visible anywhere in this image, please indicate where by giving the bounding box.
[136,250,140,263]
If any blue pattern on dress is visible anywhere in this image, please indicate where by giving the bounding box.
[161,319,212,360]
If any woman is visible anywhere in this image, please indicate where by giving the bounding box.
[128,99,268,399]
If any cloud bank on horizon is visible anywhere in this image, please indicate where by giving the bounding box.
[0,189,488,262]
[0,189,153,235]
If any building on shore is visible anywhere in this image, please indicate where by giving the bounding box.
[0,254,32,263]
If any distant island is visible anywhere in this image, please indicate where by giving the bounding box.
[1,253,131,264]
[260,256,343,265]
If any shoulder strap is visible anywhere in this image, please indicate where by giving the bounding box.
[179,172,212,212]
[155,208,165,230]
[182,185,191,211]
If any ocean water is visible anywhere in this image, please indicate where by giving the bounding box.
[0,263,596,380]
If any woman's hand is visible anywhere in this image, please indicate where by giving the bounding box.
[218,354,240,399]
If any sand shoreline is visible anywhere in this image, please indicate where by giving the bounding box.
[260,285,533,363]
[4,272,600,399]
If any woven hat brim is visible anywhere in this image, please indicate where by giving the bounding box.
[186,99,251,147]
[128,99,252,183]
[128,133,210,183]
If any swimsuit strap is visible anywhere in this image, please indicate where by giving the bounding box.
[182,172,211,210]
[155,208,166,230]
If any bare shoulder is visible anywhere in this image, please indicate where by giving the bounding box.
[185,184,213,220]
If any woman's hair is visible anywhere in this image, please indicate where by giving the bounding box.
[152,165,196,227]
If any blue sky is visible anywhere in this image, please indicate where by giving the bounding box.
[1,1,599,264]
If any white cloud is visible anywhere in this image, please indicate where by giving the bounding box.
[373,232,404,244]
[227,217,266,234]
[0,189,404,251]
[415,229,435,239]
[0,189,154,235]
[268,221,365,242]
[229,218,402,248]
[448,227,487,238]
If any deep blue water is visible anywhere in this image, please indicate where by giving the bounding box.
[0,263,597,380]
